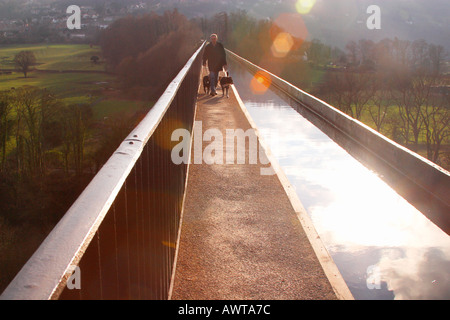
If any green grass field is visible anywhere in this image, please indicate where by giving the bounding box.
[0,44,104,71]
[0,44,147,120]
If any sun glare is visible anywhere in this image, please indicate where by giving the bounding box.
[296,0,316,14]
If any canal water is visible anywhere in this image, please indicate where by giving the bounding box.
[228,61,450,300]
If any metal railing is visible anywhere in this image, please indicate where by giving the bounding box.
[1,42,205,300]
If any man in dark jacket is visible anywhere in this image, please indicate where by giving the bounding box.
[202,33,227,96]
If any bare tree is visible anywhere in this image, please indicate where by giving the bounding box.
[410,39,429,72]
[60,104,93,176]
[316,72,345,112]
[307,39,331,65]
[428,44,446,75]
[358,39,376,70]
[420,82,449,163]
[392,38,411,67]
[341,70,373,120]
[8,87,62,178]
[14,51,36,78]
[345,40,359,67]
[90,55,100,64]
[0,91,12,172]
[368,74,393,133]
[396,85,423,151]
[373,38,394,70]
[14,87,45,177]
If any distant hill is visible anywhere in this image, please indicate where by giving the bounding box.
[148,0,450,50]
[3,0,448,50]
[300,0,450,50]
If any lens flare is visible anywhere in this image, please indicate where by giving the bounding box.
[269,13,308,59]
[271,32,294,58]
[296,0,316,14]
[250,71,272,95]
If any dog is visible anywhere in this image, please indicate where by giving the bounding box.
[203,75,211,94]
[219,72,233,98]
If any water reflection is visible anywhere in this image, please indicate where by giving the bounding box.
[229,62,450,299]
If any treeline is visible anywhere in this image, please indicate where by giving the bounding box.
[205,10,449,168]
[0,9,203,292]
[0,86,142,209]
[0,9,204,218]
[99,9,202,100]
[0,85,144,292]
[316,39,449,164]
[0,88,91,179]
[0,87,91,291]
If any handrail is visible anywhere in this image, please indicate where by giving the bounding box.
[1,41,206,300]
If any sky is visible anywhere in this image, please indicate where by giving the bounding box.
[1,0,449,49]
[147,0,450,50]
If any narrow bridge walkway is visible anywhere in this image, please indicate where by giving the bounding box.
[170,79,343,300]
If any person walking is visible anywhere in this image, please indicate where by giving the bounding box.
[202,34,227,96]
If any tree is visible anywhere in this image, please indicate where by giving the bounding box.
[14,51,36,78]
[90,55,100,64]
[340,70,374,120]
[7,87,62,178]
[100,10,193,69]
[368,74,393,133]
[307,39,331,65]
[421,95,449,163]
[13,87,52,177]
[60,104,93,176]
[0,91,13,172]
[105,11,201,96]
[345,41,359,66]
[428,44,446,75]
[410,39,429,72]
